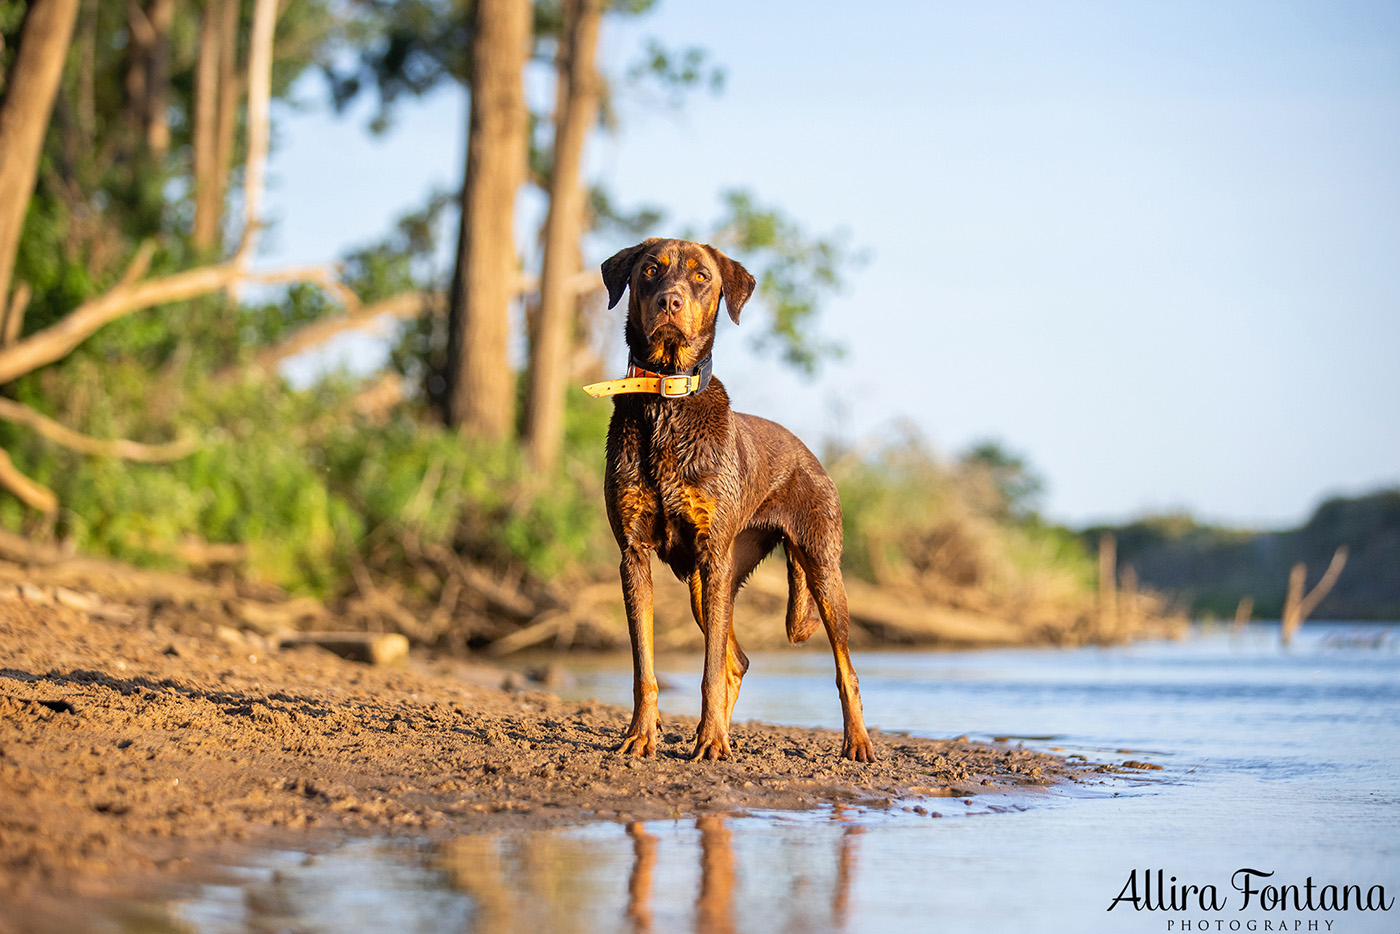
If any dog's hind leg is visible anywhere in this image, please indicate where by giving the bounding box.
[783,540,822,644]
[797,551,875,762]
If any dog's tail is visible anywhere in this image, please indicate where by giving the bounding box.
[784,543,822,644]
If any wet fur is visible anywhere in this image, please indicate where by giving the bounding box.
[600,238,874,762]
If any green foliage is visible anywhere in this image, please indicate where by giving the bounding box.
[1086,489,1400,619]
[7,0,339,336]
[958,438,1046,520]
[323,0,470,134]
[589,186,665,240]
[3,337,614,595]
[623,38,725,104]
[342,187,456,301]
[705,189,860,375]
[0,0,1109,643]
[829,429,1096,604]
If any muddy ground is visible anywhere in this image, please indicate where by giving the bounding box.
[0,590,1090,932]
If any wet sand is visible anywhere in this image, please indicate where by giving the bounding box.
[0,596,1080,932]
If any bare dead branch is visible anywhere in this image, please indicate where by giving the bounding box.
[488,610,571,655]
[0,262,236,384]
[0,397,197,462]
[0,259,404,387]
[1297,546,1348,620]
[231,291,433,379]
[352,371,404,422]
[1233,595,1253,628]
[117,239,157,289]
[247,264,362,311]
[172,536,247,566]
[1098,533,1117,630]
[2,281,31,346]
[1281,546,1348,644]
[0,447,58,514]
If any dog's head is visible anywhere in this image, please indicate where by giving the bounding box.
[601,238,756,373]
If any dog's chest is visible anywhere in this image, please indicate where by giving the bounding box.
[618,407,725,556]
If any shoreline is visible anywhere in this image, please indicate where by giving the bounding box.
[0,595,1086,932]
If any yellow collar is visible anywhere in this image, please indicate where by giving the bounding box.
[582,357,712,399]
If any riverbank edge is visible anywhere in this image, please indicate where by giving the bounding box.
[0,596,1098,933]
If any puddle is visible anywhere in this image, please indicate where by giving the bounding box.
[84,626,1400,934]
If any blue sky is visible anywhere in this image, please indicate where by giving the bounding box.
[264,0,1400,529]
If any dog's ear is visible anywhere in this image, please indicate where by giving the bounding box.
[600,239,658,309]
[705,245,757,325]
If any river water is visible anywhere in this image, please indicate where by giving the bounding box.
[133,623,1398,934]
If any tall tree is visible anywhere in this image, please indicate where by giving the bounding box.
[124,0,174,157]
[523,0,601,471]
[192,0,241,251]
[0,0,82,314]
[443,0,530,439]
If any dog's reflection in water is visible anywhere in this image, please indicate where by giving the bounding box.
[624,814,863,934]
[442,812,863,934]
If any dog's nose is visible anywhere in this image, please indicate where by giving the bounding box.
[657,291,684,315]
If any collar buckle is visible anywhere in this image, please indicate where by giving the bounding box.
[659,374,694,398]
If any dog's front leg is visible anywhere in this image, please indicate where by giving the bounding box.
[692,560,734,760]
[619,546,659,757]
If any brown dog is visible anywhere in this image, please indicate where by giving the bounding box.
[589,238,874,762]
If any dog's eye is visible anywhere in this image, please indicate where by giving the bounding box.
[642,264,658,278]
[694,270,709,282]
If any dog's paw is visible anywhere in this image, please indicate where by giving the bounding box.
[842,732,876,763]
[786,608,822,645]
[618,726,658,758]
[690,723,731,761]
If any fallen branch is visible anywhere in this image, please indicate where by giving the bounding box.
[0,0,315,391]
[274,631,409,666]
[117,531,247,567]
[0,397,197,462]
[0,448,57,514]
[743,568,1028,647]
[422,543,539,620]
[0,526,229,604]
[487,609,571,656]
[2,281,30,346]
[0,259,236,385]
[0,257,387,388]
[243,263,362,309]
[0,527,332,630]
[352,371,404,422]
[117,240,157,289]
[229,290,433,379]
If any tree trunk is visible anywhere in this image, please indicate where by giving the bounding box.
[523,0,602,471]
[239,0,275,259]
[192,0,239,251]
[192,0,220,247]
[213,0,239,220]
[0,0,83,311]
[443,0,531,438]
[125,2,153,139]
[145,0,173,156]
[123,0,172,156]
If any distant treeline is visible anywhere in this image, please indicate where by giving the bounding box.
[1082,489,1400,621]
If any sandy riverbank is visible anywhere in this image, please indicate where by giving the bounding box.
[0,592,1087,932]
